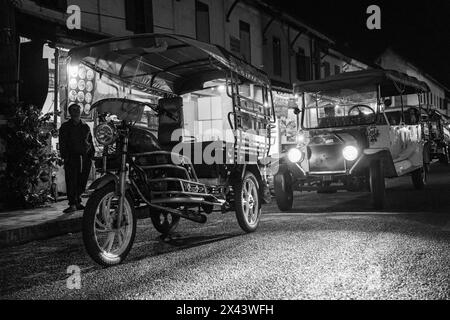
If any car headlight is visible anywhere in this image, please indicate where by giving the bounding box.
[95,123,117,146]
[343,146,359,161]
[288,148,303,163]
[296,133,307,144]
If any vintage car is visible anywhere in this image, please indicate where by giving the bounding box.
[424,109,450,165]
[66,34,275,266]
[274,69,430,210]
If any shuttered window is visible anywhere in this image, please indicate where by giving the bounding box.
[272,37,282,76]
[196,1,210,42]
[125,0,153,34]
[239,21,251,62]
[296,48,311,81]
[32,0,67,12]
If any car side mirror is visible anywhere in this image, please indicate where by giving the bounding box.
[293,107,301,115]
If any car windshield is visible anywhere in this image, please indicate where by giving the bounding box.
[302,85,378,129]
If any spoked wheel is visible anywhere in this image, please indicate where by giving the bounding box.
[370,160,385,210]
[150,211,180,235]
[274,171,293,212]
[412,166,427,190]
[234,172,261,233]
[82,184,136,267]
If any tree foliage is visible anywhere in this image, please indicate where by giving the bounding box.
[0,104,61,209]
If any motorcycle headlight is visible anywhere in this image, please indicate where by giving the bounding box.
[343,146,359,161]
[287,148,303,163]
[95,123,117,146]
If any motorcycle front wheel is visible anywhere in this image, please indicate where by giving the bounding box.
[82,184,137,267]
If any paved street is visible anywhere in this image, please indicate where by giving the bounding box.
[1,164,449,300]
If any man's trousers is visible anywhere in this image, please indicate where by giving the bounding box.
[64,155,92,206]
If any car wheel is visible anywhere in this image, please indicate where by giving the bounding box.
[412,167,427,190]
[274,171,294,212]
[370,160,385,210]
[234,172,261,233]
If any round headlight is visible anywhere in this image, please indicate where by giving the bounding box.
[288,148,303,163]
[296,133,307,144]
[343,146,359,161]
[95,123,117,146]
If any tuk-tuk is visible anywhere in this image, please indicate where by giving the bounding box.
[66,34,275,266]
[274,69,430,210]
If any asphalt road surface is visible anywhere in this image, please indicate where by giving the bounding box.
[1,164,450,300]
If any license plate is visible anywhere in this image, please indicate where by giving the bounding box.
[322,175,332,181]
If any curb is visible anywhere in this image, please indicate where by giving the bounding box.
[0,207,151,249]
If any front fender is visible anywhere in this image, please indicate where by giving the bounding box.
[88,173,119,192]
[350,149,397,178]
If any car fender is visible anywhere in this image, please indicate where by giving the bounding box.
[350,149,397,178]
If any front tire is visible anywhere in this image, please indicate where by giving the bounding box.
[370,160,385,210]
[274,171,294,212]
[234,172,261,233]
[82,184,137,267]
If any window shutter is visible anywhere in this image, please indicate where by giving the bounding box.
[125,0,137,32]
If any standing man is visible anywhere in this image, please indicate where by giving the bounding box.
[59,104,95,213]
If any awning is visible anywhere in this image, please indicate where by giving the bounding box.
[68,33,270,95]
[294,69,430,97]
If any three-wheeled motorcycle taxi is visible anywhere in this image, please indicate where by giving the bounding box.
[274,69,430,210]
[66,34,275,266]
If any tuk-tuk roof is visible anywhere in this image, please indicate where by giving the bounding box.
[294,69,430,97]
[91,98,148,122]
[68,33,270,95]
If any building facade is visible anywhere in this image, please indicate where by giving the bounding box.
[376,48,450,116]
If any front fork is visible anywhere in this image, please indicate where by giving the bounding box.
[117,132,129,227]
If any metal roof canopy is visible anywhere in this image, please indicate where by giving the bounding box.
[68,33,270,96]
[294,69,430,97]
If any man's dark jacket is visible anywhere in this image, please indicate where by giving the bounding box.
[59,119,95,159]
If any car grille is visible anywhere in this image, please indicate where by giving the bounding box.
[308,144,345,173]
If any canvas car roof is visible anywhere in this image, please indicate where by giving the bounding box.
[294,69,430,97]
[68,33,270,95]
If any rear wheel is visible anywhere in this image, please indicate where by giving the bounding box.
[412,166,427,190]
[274,171,294,212]
[370,160,385,210]
[234,172,261,233]
[150,211,180,235]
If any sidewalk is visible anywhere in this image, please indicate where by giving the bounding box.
[0,199,150,248]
